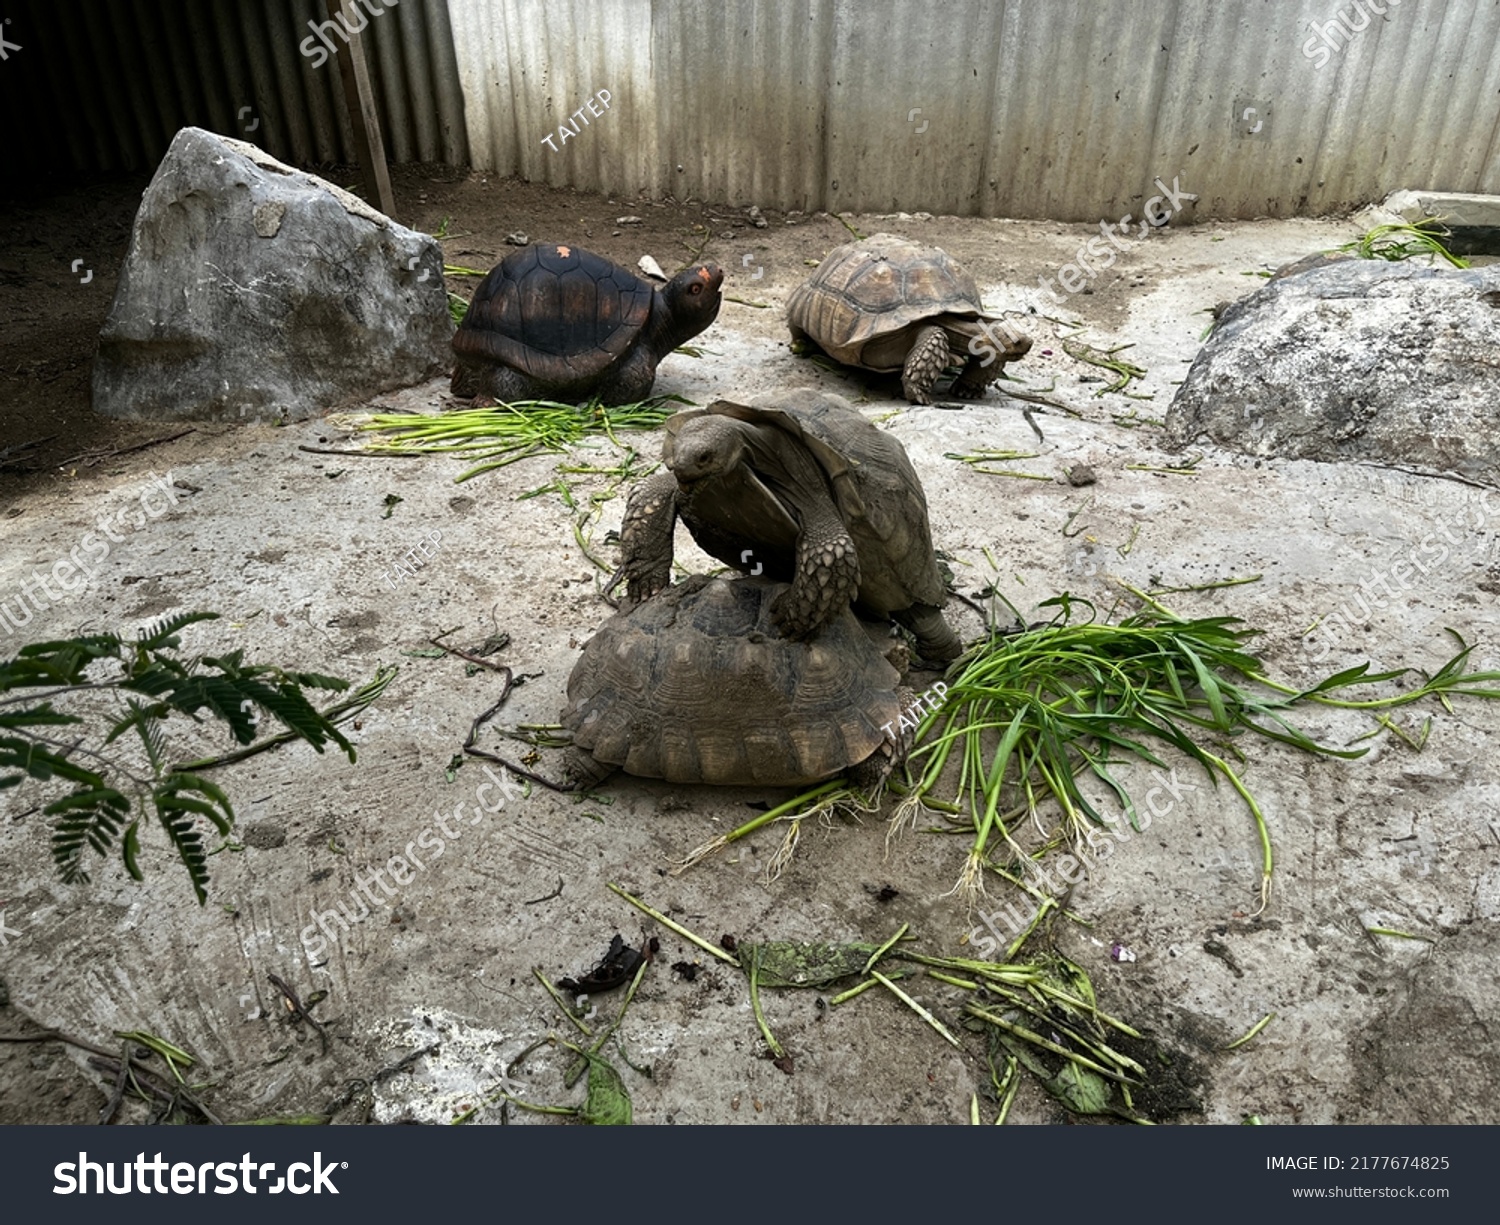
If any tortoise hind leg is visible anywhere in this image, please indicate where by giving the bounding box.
[895,603,963,664]
[900,325,953,405]
[564,747,616,790]
[451,359,542,405]
[620,472,680,604]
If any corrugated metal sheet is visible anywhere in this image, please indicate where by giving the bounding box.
[0,0,467,175]
[4,1,1497,221]
[448,0,656,195]
[451,0,1500,220]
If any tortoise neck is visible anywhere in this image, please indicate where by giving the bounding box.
[650,286,711,352]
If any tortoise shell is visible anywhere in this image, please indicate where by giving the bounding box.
[787,233,994,370]
[561,575,901,786]
[452,243,656,383]
[663,393,949,618]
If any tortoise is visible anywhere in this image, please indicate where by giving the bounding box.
[787,233,1031,404]
[620,391,963,662]
[561,574,913,788]
[451,243,723,406]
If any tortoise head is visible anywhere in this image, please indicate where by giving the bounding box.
[660,262,724,342]
[665,414,752,484]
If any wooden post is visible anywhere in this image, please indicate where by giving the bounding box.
[322,0,396,219]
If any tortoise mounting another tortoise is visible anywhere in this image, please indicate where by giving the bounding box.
[561,575,913,788]
[451,242,723,406]
[787,232,1031,405]
[620,391,963,662]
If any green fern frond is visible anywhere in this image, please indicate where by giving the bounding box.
[6,611,368,899]
[159,772,235,834]
[237,678,355,760]
[49,788,132,883]
[0,735,102,787]
[278,671,350,693]
[154,802,211,904]
[0,705,85,730]
[137,611,220,651]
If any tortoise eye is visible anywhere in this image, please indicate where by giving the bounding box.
[689,283,701,295]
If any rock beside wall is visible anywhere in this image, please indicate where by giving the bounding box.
[93,127,451,422]
[1165,259,1500,486]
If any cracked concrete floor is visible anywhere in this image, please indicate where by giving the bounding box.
[2,180,1497,1124]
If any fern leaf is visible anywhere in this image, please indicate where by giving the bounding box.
[121,820,144,881]
[0,735,105,787]
[153,798,211,905]
[0,705,86,730]
[237,678,355,760]
[164,772,236,829]
[49,788,132,882]
[136,611,220,651]
[281,671,351,693]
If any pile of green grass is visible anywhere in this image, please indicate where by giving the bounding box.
[686,589,1500,911]
[901,592,1500,907]
[1337,218,1470,268]
[334,398,682,483]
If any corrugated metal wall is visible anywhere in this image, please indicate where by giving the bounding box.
[4,1,1497,221]
[451,0,1500,220]
[0,0,467,176]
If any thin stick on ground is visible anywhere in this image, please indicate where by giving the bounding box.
[872,971,964,1050]
[607,883,741,967]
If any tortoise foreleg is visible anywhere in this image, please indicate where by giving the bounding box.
[770,504,861,640]
[951,353,1005,399]
[846,684,919,796]
[620,472,680,603]
[900,325,953,405]
[953,323,1032,398]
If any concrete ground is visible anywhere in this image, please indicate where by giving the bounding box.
[2,190,1497,1125]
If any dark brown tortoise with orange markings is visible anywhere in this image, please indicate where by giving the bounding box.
[451,243,723,406]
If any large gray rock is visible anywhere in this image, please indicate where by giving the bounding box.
[93,127,451,422]
[1166,260,1500,485]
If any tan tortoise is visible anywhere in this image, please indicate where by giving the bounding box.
[619,391,963,663]
[561,575,914,788]
[787,233,1031,404]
